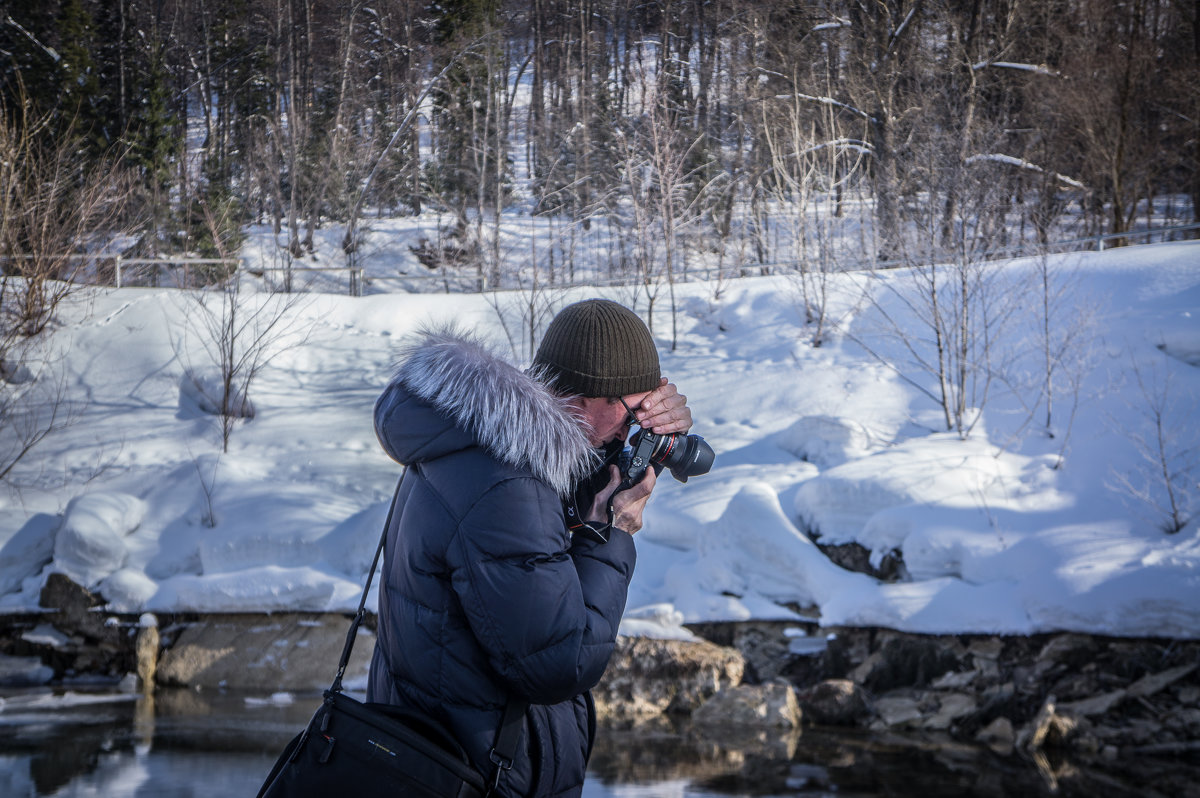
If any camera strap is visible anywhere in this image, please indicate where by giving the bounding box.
[569,488,621,544]
[563,466,616,544]
[577,519,612,544]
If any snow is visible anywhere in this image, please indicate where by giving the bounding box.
[1,236,1198,642]
[0,690,138,717]
[0,512,57,595]
[964,153,1086,189]
[974,61,1060,78]
[244,692,295,707]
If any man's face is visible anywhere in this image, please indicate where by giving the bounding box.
[571,391,652,447]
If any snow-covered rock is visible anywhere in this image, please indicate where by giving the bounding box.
[777,415,874,468]
[101,568,160,613]
[52,493,147,588]
[0,512,58,596]
[179,369,255,418]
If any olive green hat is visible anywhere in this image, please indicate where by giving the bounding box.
[533,299,660,397]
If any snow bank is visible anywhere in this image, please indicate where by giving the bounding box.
[0,512,58,596]
[145,566,354,614]
[1,240,1197,642]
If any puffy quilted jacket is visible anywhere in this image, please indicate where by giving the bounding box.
[366,328,637,797]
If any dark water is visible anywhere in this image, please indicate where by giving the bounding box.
[0,687,1191,797]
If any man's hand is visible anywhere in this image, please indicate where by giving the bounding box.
[588,464,657,535]
[635,378,692,435]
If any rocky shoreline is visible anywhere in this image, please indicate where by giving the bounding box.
[3,575,1198,796]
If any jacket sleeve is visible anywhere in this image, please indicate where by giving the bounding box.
[444,475,636,705]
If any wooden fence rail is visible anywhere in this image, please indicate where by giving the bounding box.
[3,221,1195,297]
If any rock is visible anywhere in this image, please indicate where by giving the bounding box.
[967,637,1004,662]
[1034,634,1096,677]
[687,620,837,684]
[855,634,962,692]
[594,636,744,721]
[40,571,103,613]
[814,541,906,582]
[931,669,979,689]
[976,716,1016,754]
[1167,708,1200,735]
[976,681,1017,724]
[796,678,869,726]
[1047,669,1102,702]
[1059,688,1126,717]
[734,623,796,681]
[1071,729,1103,754]
[0,653,54,687]
[1124,718,1163,746]
[692,681,801,729]
[1127,663,1198,699]
[871,695,923,729]
[1178,686,1200,705]
[848,650,884,685]
[921,692,977,730]
[38,573,122,644]
[983,681,1015,703]
[967,638,1004,680]
[156,613,374,691]
[1021,696,1077,751]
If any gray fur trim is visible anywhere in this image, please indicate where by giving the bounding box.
[394,326,597,496]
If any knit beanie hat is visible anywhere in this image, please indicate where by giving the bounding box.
[533,299,661,397]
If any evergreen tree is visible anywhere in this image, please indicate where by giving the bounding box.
[1,1,105,153]
[129,37,182,254]
[429,0,508,213]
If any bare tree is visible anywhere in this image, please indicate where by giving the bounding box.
[1,99,136,483]
[1109,355,1198,534]
[612,123,664,330]
[996,251,1097,469]
[848,204,1021,439]
[485,276,569,367]
[175,196,312,453]
[1032,253,1096,436]
[760,62,873,347]
[1037,0,1179,241]
[612,78,718,349]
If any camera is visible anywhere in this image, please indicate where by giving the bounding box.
[619,428,715,489]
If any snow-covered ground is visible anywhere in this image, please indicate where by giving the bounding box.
[1,235,1198,641]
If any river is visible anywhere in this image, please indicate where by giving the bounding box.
[0,686,1181,797]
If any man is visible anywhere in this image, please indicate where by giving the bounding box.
[367,299,690,797]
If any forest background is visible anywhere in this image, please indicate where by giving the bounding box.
[3,0,1198,301]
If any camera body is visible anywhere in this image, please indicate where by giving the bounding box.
[619,428,715,489]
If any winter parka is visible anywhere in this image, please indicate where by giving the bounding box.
[366,328,637,798]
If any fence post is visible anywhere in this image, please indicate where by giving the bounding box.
[115,256,122,288]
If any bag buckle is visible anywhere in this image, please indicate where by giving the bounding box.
[486,749,513,796]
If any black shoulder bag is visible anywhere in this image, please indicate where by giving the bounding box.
[257,476,528,798]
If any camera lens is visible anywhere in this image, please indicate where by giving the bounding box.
[650,432,715,483]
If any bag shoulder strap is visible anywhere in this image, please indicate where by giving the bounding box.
[330,473,403,693]
[487,697,527,793]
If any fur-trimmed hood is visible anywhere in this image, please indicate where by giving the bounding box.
[374,327,596,496]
